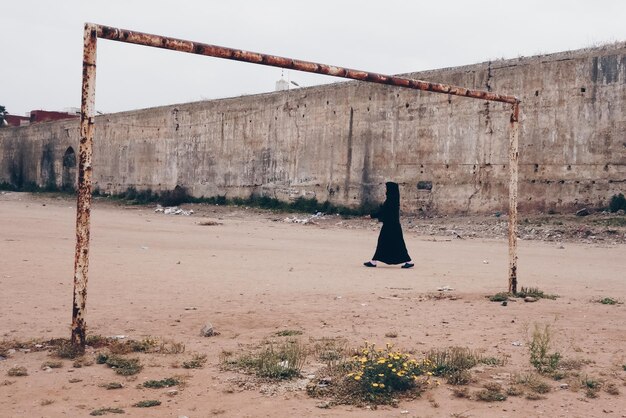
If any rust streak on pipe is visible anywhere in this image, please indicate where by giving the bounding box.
[93,23,520,105]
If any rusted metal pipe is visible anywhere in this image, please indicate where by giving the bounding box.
[92,23,520,105]
[508,103,520,294]
[71,23,98,351]
[71,23,522,349]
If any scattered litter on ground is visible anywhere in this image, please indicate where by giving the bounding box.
[283,212,325,225]
[437,286,454,292]
[155,205,194,216]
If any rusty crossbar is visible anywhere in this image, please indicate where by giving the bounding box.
[72,22,520,350]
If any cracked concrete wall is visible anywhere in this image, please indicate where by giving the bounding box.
[1,42,624,214]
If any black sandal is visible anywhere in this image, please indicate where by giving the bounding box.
[401,262,414,269]
[363,261,376,267]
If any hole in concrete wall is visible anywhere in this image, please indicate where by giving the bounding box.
[405,103,409,108]
[367,107,370,112]
[531,179,536,183]
[535,90,539,96]
[63,147,76,168]
[534,164,539,173]
[604,164,609,171]
[417,181,432,191]
[580,87,586,93]
[567,165,571,171]
[445,164,449,169]
[559,180,565,184]
[326,100,329,105]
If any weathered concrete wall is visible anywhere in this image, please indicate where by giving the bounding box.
[1,42,625,214]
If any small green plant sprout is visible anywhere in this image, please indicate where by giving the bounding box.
[182,353,208,369]
[142,377,179,388]
[133,400,161,408]
[344,342,431,403]
[528,324,561,374]
[581,376,601,398]
[596,297,620,305]
[89,407,125,415]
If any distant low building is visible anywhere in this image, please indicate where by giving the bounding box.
[28,110,79,123]
[3,109,79,127]
[4,114,30,127]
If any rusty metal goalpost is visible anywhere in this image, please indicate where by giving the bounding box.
[72,22,521,350]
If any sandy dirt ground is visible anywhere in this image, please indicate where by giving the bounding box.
[1,192,625,418]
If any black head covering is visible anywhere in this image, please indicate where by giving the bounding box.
[385,182,400,208]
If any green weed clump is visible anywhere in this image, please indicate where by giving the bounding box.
[475,382,507,402]
[516,287,558,300]
[97,354,143,376]
[89,407,125,415]
[142,377,179,388]
[528,324,561,374]
[597,297,620,305]
[182,353,208,369]
[488,293,510,302]
[516,373,551,394]
[133,400,161,408]
[581,376,601,398]
[235,340,307,379]
[425,347,481,378]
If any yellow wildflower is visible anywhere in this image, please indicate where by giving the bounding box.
[379,383,385,388]
[354,375,361,381]
[378,373,384,377]
[372,383,379,387]
[388,364,393,368]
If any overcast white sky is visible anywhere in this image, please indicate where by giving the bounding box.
[1,0,625,116]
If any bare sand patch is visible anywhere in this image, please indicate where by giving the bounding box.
[1,192,624,417]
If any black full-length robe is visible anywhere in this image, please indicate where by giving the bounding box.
[371,182,411,264]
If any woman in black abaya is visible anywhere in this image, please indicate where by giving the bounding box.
[364,182,414,268]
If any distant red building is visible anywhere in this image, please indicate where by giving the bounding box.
[3,109,79,127]
[29,110,79,123]
[4,114,30,127]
